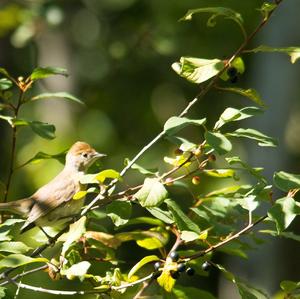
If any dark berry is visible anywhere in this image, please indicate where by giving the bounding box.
[170,271,180,279]
[229,75,238,84]
[152,271,161,279]
[154,261,161,271]
[186,267,195,276]
[201,261,211,272]
[177,263,186,272]
[169,251,179,262]
[227,66,238,78]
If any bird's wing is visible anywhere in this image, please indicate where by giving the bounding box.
[23,170,79,228]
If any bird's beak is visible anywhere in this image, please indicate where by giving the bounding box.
[93,152,107,159]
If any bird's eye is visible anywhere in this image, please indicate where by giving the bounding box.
[82,152,88,158]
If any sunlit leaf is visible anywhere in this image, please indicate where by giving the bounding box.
[280,280,300,292]
[30,92,83,104]
[172,57,224,84]
[157,270,176,292]
[61,261,91,280]
[180,7,245,37]
[246,45,300,64]
[0,242,31,254]
[134,178,168,207]
[0,254,47,269]
[0,78,13,91]
[273,171,300,192]
[164,116,206,135]
[218,87,265,107]
[30,66,68,80]
[106,201,132,226]
[268,197,300,233]
[226,128,277,147]
[259,3,277,18]
[180,231,199,242]
[128,255,159,279]
[215,106,263,129]
[205,131,232,155]
[61,216,87,256]
[203,169,235,178]
[121,217,164,227]
[96,169,121,183]
[147,207,174,224]
[165,199,200,233]
[237,195,259,212]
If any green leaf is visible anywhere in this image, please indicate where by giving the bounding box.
[0,78,13,91]
[164,116,206,136]
[30,66,68,80]
[172,57,224,84]
[215,106,263,129]
[0,254,47,269]
[280,280,300,292]
[226,128,277,147]
[259,3,277,18]
[61,261,91,280]
[0,242,31,254]
[205,131,232,155]
[180,7,245,37]
[18,149,66,168]
[124,158,158,175]
[273,171,300,192]
[180,231,200,242]
[128,255,159,279]
[147,207,174,224]
[30,92,83,104]
[0,67,10,78]
[237,195,259,212]
[220,57,245,81]
[268,197,300,233]
[165,199,200,233]
[106,201,132,227]
[203,169,235,178]
[226,156,266,183]
[134,178,168,207]
[246,45,300,64]
[136,227,169,250]
[218,87,265,107]
[96,169,121,183]
[157,270,176,292]
[0,287,8,299]
[121,217,164,227]
[61,216,87,256]
[29,121,56,139]
[173,286,216,299]
[259,230,300,242]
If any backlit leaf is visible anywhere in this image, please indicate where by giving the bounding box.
[30,92,83,104]
[134,178,168,207]
[273,171,300,192]
[30,66,68,80]
[0,78,13,90]
[203,169,235,178]
[106,201,132,227]
[0,254,47,269]
[205,131,232,155]
[128,255,159,279]
[96,169,121,183]
[164,116,206,135]
[172,57,224,84]
[0,242,31,254]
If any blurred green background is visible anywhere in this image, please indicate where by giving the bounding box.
[0,0,300,298]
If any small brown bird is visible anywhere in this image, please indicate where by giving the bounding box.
[0,141,105,233]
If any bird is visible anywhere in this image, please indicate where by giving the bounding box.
[0,141,106,234]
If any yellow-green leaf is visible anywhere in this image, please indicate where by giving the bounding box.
[128,255,159,279]
[157,270,176,292]
[96,169,121,183]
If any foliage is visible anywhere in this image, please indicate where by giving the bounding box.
[0,1,299,299]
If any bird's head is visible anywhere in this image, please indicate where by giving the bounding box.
[66,141,106,171]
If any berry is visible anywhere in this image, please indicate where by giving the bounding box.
[186,267,195,276]
[177,263,186,272]
[154,261,161,271]
[152,271,161,279]
[229,75,238,84]
[192,176,200,185]
[201,261,211,272]
[169,251,179,262]
[170,270,180,279]
[227,66,238,78]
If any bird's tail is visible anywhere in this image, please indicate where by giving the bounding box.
[0,198,33,216]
